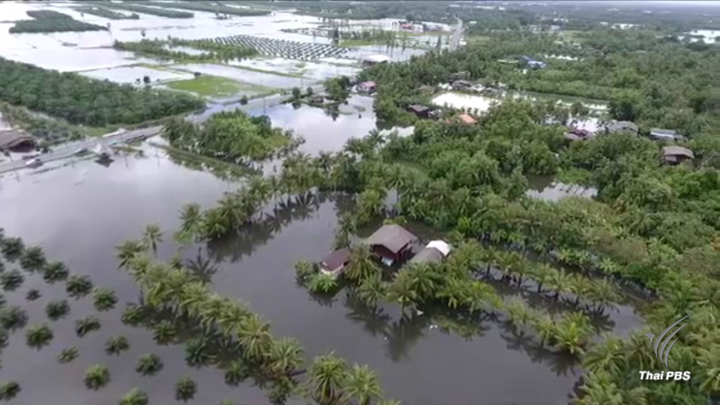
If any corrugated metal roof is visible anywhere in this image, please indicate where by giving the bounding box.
[364,224,418,254]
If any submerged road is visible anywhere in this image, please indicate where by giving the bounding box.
[0,83,327,175]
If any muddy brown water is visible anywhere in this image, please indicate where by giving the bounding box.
[0,106,640,405]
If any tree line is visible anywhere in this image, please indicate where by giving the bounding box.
[74,6,139,20]
[113,38,257,63]
[97,1,194,18]
[163,110,300,163]
[0,58,205,127]
[141,1,271,17]
[9,10,107,33]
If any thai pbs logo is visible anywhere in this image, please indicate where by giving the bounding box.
[639,313,692,381]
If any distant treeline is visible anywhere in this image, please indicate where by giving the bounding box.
[142,1,270,17]
[9,10,108,33]
[0,58,205,127]
[74,6,139,20]
[98,2,194,19]
[113,38,257,62]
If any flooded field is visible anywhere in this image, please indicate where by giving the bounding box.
[230,57,361,81]
[0,102,642,405]
[79,65,194,84]
[172,63,308,88]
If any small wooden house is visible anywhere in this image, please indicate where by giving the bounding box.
[364,224,418,266]
[319,248,351,277]
[662,146,694,165]
[408,240,451,265]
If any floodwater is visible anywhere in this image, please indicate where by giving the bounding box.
[79,65,194,84]
[0,104,642,405]
[229,57,361,81]
[526,175,599,202]
[432,91,607,114]
[171,63,308,88]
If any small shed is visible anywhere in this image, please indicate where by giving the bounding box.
[409,240,451,265]
[451,80,473,90]
[407,104,431,118]
[364,224,418,266]
[650,128,684,141]
[319,248,351,277]
[662,146,694,165]
[565,127,593,141]
[605,120,638,135]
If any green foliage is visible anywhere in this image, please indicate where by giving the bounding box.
[65,274,93,299]
[147,1,269,16]
[135,353,163,376]
[162,110,295,162]
[113,37,257,63]
[105,336,130,356]
[175,378,197,402]
[46,300,70,321]
[0,306,27,331]
[92,288,118,312]
[74,6,139,20]
[101,2,193,18]
[0,237,24,262]
[25,324,54,349]
[19,246,46,273]
[75,316,101,338]
[10,10,107,33]
[58,347,79,364]
[42,261,70,284]
[0,381,20,401]
[0,58,205,127]
[84,364,110,390]
[307,273,339,294]
[294,260,316,282]
[223,361,250,386]
[0,270,23,292]
[119,388,148,405]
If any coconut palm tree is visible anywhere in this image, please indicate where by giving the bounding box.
[406,263,439,300]
[0,381,20,401]
[545,268,571,300]
[119,388,148,405]
[42,261,70,284]
[116,240,147,269]
[175,378,197,402]
[58,347,79,364]
[121,305,146,327]
[531,314,557,346]
[105,336,130,356]
[345,245,381,283]
[0,269,24,291]
[176,203,204,245]
[223,360,250,386]
[587,279,619,313]
[19,246,46,273]
[142,224,164,256]
[386,270,418,316]
[307,353,347,404]
[0,306,28,331]
[238,314,273,362]
[65,275,93,299]
[307,273,338,294]
[92,288,118,312]
[567,274,592,306]
[136,353,164,376]
[25,289,41,301]
[356,274,386,308]
[152,320,176,345]
[343,364,382,405]
[294,260,316,282]
[268,337,304,377]
[46,300,71,321]
[571,371,624,405]
[582,334,625,375]
[75,316,101,338]
[84,364,110,390]
[25,324,54,349]
[0,237,25,262]
[185,337,213,368]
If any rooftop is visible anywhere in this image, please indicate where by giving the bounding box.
[662,146,694,159]
[362,54,391,63]
[408,247,445,264]
[458,114,476,124]
[0,129,35,150]
[321,248,351,270]
[364,224,418,254]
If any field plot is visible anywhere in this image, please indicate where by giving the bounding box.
[79,65,194,85]
[211,35,348,60]
[166,75,270,99]
[231,57,361,81]
[172,63,307,88]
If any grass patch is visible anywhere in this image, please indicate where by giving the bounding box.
[233,64,304,78]
[166,75,267,98]
[149,142,259,177]
[466,35,491,44]
[340,38,383,47]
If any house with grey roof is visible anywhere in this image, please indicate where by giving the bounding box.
[0,130,36,151]
[408,240,451,265]
[662,146,694,165]
[650,128,685,141]
[364,224,418,266]
[605,120,638,135]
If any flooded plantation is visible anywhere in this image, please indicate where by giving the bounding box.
[0,102,642,405]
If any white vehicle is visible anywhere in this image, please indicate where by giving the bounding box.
[26,158,42,167]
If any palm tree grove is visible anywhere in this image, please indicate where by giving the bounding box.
[0,1,718,405]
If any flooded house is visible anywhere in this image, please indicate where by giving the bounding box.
[408,240,452,265]
[650,128,685,141]
[0,130,36,152]
[319,248,351,277]
[407,104,433,118]
[357,81,377,94]
[565,126,594,141]
[451,80,473,91]
[662,146,694,165]
[605,120,639,135]
[361,54,391,67]
[364,224,418,266]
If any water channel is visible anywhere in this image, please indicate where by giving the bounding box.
[0,102,640,405]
